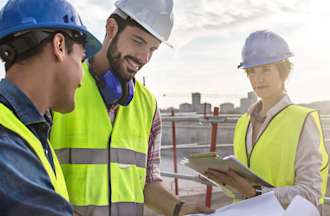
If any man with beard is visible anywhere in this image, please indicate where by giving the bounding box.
[50,0,214,216]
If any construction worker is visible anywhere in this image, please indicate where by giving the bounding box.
[205,30,329,210]
[50,0,214,216]
[0,0,101,215]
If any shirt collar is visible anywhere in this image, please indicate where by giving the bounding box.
[0,79,46,126]
[248,94,293,119]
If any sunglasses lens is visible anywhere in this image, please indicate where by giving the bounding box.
[72,31,87,46]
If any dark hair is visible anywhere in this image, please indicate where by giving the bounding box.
[0,31,75,71]
[109,13,150,36]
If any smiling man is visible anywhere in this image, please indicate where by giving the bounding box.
[50,0,214,216]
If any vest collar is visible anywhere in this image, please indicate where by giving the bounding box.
[0,79,46,126]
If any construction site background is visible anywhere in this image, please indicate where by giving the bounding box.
[144,112,330,215]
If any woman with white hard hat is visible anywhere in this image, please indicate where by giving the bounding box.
[205,30,329,211]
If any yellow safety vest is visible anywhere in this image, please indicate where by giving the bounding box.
[234,105,329,204]
[50,63,156,216]
[0,103,69,200]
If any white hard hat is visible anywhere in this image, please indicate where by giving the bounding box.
[114,0,174,47]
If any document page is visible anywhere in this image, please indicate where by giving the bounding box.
[190,192,320,216]
[285,196,320,216]
[190,192,284,216]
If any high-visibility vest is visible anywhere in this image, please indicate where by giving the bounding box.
[0,103,69,200]
[50,63,156,216]
[234,105,329,204]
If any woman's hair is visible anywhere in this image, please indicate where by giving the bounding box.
[274,59,293,80]
[245,59,293,81]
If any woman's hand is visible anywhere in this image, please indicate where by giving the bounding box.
[205,168,256,198]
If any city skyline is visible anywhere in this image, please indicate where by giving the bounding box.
[160,91,330,115]
[160,91,257,112]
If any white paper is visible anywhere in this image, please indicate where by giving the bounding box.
[285,196,320,216]
[190,192,284,216]
[190,192,320,216]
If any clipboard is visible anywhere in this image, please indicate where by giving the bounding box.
[182,152,273,188]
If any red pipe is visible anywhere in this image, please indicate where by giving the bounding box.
[171,109,179,195]
[205,107,220,207]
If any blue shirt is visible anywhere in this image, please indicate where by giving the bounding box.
[0,79,73,216]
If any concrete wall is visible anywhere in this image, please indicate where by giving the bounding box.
[161,122,235,146]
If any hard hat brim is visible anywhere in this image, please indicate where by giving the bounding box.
[238,53,294,69]
[84,31,102,58]
[0,23,101,58]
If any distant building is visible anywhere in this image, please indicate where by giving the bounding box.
[240,91,257,113]
[234,107,241,114]
[178,93,212,113]
[248,91,257,101]
[179,103,193,112]
[160,107,179,113]
[192,92,201,105]
[240,98,250,113]
[196,103,212,114]
[220,103,235,114]
[192,92,201,112]
[305,101,330,114]
[162,90,330,116]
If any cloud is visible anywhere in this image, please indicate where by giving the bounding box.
[69,0,115,40]
[170,0,309,46]
[0,0,329,109]
[0,0,309,44]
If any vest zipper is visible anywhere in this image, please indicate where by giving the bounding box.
[108,136,112,216]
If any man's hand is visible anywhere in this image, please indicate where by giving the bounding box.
[73,212,81,216]
[205,168,256,198]
[180,203,214,216]
[145,181,214,216]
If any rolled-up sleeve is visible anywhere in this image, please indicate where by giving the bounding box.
[145,107,163,184]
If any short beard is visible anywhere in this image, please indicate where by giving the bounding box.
[106,33,144,82]
[106,34,128,80]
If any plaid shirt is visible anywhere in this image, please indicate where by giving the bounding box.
[109,106,162,184]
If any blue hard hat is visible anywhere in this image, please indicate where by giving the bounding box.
[238,30,293,69]
[0,0,101,58]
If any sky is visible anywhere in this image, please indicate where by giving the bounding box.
[0,0,329,109]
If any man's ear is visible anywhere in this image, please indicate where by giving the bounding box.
[105,17,119,40]
[52,33,66,62]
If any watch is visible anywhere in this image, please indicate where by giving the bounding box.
[253,185,263,196]
[173,201,185,216]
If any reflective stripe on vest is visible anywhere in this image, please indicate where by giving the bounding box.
[50,63,156,213]
[234,105,329,204]
[55,148,146,168]
[0,104,69,200]
[74,203,144,216]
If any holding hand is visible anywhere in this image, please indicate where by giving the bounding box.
[205,168,256,198]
